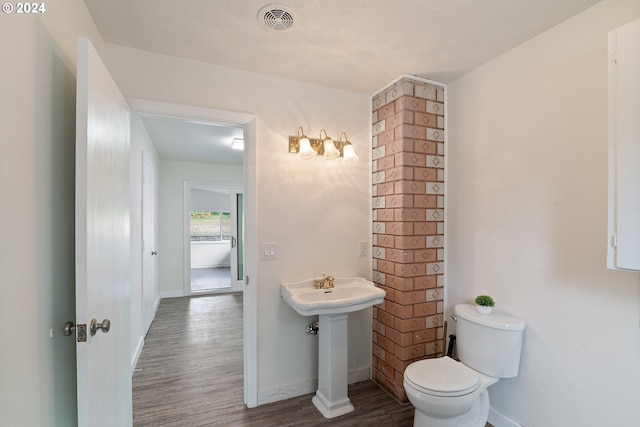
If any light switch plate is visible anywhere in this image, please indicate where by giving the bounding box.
[261,242,278,260]
[359,241,368,257]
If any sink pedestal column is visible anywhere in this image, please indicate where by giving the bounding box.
[312,313,354,418]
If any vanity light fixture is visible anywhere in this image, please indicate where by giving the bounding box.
[289,126,358,163]
[231,138,245,150]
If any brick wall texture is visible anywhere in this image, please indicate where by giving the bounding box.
[371,79,445,402]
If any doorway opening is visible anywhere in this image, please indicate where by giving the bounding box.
[185,184,245,295]
[128,98,258,408]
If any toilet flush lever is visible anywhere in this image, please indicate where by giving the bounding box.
[451,315,457,322]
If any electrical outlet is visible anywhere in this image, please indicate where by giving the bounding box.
[358,241,368,257]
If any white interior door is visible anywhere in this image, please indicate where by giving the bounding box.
[75,37,132,426]
[230,190,245,291]
[141,154,156,333]
[608,18,640,271]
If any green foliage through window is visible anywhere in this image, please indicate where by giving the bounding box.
[190,211,230,241]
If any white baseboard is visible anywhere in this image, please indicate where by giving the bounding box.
[257,367,371,406]
[160,290,184,299]
[153,294,161,315]
[131,336,144,372]
[489,407,522,427]
[348,367,371,384]
[258,379,317,405]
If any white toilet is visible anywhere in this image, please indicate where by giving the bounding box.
[403,304,525,427]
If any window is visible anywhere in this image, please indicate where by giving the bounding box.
[190,211,230,241]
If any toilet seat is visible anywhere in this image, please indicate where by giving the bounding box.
[404,357,480,397]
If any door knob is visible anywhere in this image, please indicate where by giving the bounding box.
[231,236,237,248]
[151,251,157,255]
[64,321,88,342]
[63,321,76,336]
[90,318,111,336]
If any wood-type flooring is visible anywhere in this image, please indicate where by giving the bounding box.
[132,294,492,426]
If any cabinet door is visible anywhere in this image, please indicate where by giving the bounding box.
[608,18,640,271]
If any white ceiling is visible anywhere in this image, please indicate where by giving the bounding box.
[85,0,600,94]
[86,0,601,163]
[137,114,244,165]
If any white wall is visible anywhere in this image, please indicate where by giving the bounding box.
[191,241,231,268]
[129,114,160,367]
[0,4,104,426]
[158,160,243,294]
[103,45,373,402]
[447,0,640,425]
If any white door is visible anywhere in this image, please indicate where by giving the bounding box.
[230,190,245,291]
[75,37,132,426]
[608,18,640,271]
[141,154,156,333]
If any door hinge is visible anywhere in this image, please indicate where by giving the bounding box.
[611,234,617,248]
[77,324,87,342]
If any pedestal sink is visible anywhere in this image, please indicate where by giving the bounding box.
[280,277,385,418]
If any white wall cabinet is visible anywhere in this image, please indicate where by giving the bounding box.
[608,18,640,271]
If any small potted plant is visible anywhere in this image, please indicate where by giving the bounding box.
[474,295,495,315]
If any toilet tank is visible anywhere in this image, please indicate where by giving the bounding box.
[454,304,526,378]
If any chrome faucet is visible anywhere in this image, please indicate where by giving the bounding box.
[315,274,335,289]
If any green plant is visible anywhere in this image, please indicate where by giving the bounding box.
[474,295,495,307]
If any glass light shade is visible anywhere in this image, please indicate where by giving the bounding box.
[298,137,315,160]
[323,138,340,160]
[231,138,244,150]
[342,142,359,164]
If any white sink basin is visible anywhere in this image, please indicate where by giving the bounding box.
[281,276,386,418]
[281,276,385,316]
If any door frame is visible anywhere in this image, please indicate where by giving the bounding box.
[141,152,156,336]
[127,98,258,408]
[229,188,245,290]
[183,182,244,295]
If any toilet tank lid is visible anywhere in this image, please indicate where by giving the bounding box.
[455,304,526,331]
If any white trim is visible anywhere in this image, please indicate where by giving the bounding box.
[442,83,449,343]
[372,73,446,96]
[160,290,184,299]
[153,295,161,316]
[348,367,371,385]
[127,98,256,126]
[131,337,144,372]
[257,368,371,406]
[489,407,523,427]
[126,98,259,409]
[243,117,258,407]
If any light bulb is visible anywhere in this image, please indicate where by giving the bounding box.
[342,142,359,164]
[298,137,315,160]
[323,138,340,160]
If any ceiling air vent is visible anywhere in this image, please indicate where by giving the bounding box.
[258,4,295,31]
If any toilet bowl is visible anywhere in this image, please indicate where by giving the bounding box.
[403,304,526,427]
[403,356,497,427]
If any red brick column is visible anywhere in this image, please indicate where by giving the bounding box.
[371,79,445,401]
